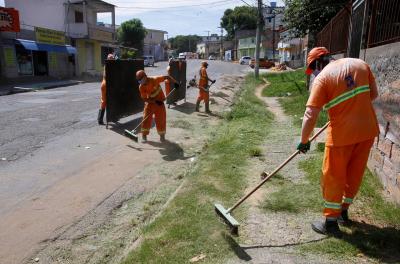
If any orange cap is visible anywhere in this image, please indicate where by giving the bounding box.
[305,47,330,75]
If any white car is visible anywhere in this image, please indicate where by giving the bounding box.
[239,56,252,65]
[143,55,155,67]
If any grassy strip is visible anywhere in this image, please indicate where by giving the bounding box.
[262,69,328,127]
[261,69,400,261]
[122,75,273,263]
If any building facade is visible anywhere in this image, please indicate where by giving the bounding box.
[2,0,116,79]
[143,28,167,61]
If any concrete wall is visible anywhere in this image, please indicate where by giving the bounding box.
[363,42,400,204]
[5,0,66,32]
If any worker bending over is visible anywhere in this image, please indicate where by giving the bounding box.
[196,61,215,113]
[136,70,177,143]
[297,47,379,236]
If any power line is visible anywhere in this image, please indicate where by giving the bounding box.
[116,0,235,9]
[238,0,254,7]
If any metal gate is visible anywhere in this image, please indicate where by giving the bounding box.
[166,59,187,105]
[105,59,144,124]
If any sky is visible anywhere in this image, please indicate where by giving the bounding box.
[1,0,284,37]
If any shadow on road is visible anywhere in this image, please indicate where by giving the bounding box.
[146,140,194,161]
[170,101,197,115]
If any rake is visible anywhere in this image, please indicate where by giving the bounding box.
[215,122,330,235]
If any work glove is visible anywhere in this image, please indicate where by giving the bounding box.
[174,82,180,89]
[212,80,216,84]
[297,141,310,153]
[155,100,164,106]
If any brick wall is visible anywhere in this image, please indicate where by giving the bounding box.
[363,42,400,204]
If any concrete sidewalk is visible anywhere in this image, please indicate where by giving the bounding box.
[0,79,83,96]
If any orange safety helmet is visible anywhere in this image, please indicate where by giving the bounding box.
[305,47,330,75]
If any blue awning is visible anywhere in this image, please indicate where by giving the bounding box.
[16,39,77,54]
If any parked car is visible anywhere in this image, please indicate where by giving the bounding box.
[208,55,216,60]
[249,58,275,69]
[143,55,155,66]
[239,56,252,65]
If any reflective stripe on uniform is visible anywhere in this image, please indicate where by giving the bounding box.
[150,85,162,98]
[141,128,150,132]
[342,197,353,204]
[323,85,370,111]
[324,201,342,210]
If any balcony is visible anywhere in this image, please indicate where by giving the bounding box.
[67,23,88,38]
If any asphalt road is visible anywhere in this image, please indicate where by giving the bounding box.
[0,59,251,263]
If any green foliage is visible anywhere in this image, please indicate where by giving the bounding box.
[220,6,258,39]
[120,49,136,59]
[168,35,202,53]
[283,0,348,37]
[117,19,147,55]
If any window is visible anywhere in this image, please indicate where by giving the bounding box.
[75,11,83,23]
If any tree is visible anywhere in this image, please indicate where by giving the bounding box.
[168,35,202,54]
[283,0,348,37]
[220,6,258,39]
[117,19,147,55]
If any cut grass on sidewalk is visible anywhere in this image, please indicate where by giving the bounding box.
[122,75,273,264]
[262,69,328,127]
[261,69,400,262]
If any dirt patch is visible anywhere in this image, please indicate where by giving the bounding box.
[27,75,245,264]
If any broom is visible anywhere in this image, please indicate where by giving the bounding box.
[215,122,330,235]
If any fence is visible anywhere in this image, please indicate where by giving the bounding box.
[316,0,400,55]
[367,0,400,47]
[316,4,351,55]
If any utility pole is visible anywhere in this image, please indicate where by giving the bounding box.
[218,26,223,60]
[204,30,210,59]
[254,0,263,78]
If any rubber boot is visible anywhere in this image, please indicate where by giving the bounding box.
[205,101,211,114]
[338,209,351,225]
[195,100,200,112]
[160,134,166,142]
[98,109,105,125]
[311,218,342,237]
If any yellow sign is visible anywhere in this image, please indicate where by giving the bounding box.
[35,27,65,45]
[3,46,16,67]
[89,28,113,42]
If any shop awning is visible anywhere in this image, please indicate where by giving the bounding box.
[15,39,77,54]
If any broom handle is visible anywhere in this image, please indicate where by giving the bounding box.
[131,87,177,132]
[227,122,330,214]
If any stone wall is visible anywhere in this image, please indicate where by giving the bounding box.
[363,42,400,204]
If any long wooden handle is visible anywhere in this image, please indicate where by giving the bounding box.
[227,122,330,213]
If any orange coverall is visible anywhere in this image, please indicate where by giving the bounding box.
[100,67,107,110]
[306,58,379,218]
[139,76,167,136]
[197,66,209,103]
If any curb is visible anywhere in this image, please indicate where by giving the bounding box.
[0,81,83,96]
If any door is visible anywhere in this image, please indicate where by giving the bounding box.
[85,42,95,71]
[32,51,48,76]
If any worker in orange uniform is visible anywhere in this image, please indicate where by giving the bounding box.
[136,70,178,142]
[196,61,215,113]
[297,47,379,236]
[98,53,115,125]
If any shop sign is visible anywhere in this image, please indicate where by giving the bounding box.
[0,7,20,32]
[35,27,65,45]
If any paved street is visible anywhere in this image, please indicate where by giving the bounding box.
[0,60,250,263]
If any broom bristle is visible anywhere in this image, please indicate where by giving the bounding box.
[124,129,138,142]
